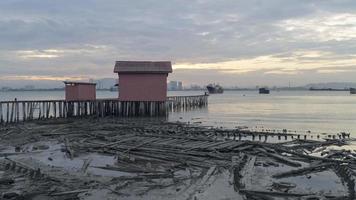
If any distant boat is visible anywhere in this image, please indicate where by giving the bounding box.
[259,88,270,94]
[309,87,349,91]
[351,88,356,94]
[207,84,224,94]
[110,84,119,92]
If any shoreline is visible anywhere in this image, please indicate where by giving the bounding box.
[177,119,353,140]
[0,117,355,199]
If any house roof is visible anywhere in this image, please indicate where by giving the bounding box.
[63,81,96,85]
[114,61,172,74]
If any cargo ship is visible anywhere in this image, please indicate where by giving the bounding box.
[206,84,224,94]
[309,87,349,91]
[259,87,270,94]
[351,88,356,94]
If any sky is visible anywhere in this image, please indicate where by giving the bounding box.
[1,0,356,88]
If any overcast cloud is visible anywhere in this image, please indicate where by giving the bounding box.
[1,0,356,87]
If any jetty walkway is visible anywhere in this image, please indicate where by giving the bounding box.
[0,94,208,124]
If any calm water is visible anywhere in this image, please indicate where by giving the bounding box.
[1,90,356,135]
[169,90,356,135]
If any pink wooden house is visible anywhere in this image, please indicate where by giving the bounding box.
[64,81,96,101]
[114,61,173,101]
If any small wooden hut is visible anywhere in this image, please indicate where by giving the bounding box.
[114,61,173,101]
[64,81,96,101]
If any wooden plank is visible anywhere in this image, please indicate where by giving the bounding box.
[240,189,313,197]
[256,148,302,167]
[272,163,333,179]
[240,156,256,189]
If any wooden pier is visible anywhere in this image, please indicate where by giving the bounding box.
[167,95,208,112]
[0,95,208,124]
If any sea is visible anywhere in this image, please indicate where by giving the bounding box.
[1,90,356,136]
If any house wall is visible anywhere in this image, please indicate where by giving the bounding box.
[118,73,168,101]
[65,85,78,101]
[65,85,96,101]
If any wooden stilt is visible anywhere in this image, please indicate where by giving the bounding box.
[0,95,208,124]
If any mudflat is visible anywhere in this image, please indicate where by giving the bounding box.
[0,117,354,200]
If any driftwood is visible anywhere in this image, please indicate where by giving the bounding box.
[50,189,88,196]
[92,164,165,174]
[80,158,92,173]
[0,117,353,199]
[333,164,356,200]
[239,156,256,189]
[3,158,43,179]
[232,153,249,191]
[109,173,174,181]
[272,163,334,178]
[240,189,313,197]
[256,148,302,167]
[0,178,14,185]
[64,138,75,159]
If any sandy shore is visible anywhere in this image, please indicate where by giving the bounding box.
[0,117,355,200]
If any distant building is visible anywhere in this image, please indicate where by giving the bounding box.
[178,81,183,90]
[168,81,177,91]
[114,61,173,101]
[168,81,183,91]
[96,81,103,90]
[1,87,12,91]
[64,81,96,101]
[24,85,35,90]
[189,85,202,90]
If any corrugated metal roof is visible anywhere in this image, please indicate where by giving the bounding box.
[114,61,172,74]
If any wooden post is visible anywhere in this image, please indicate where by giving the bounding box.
[0,103,3,124]
[47,102,51,119]
[28,103,32,120]
[22,102,26,122]
[6,103,9,123]
[16,101,19,123]
[0,95,208,125]
[10,102,14,123]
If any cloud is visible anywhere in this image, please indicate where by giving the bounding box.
[278,12,356,42]
[174,50,356,73]
[1,0,356,87]
[14,45,111,59]
[0,75,87,81]
[264,70,300,75]
[16,50,60,59]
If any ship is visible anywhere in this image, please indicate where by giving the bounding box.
[259,87,270,94]
[350,88,356,94]
[206,84,224,94]
[110,84,119,92]
[309,87,349,91]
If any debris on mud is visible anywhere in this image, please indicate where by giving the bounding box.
[0,117,354,199]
